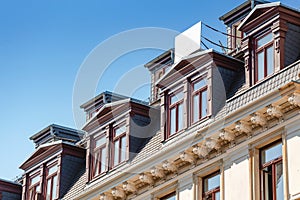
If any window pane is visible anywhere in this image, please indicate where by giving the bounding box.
[204,173,220,192]
[194,79,206,91]
[170,92,183,105]
[94,152,100,176]
[120,136,127,162]
[114,140,120,166]
[115,125,126,137]
[48,165,57,176]
[178,103,183,131]
[95,136,106,148]
[170,107,176,135]
[46,179,51,200]
[52,175,57,199]
[193,95,199,123]
[258,33,272,48]
[257,51,264,81]
[161,194,176,200]
[276,163,284,200]
[262,166,273,200]
[261,143,282,164]
[266,46,274,76]
[30,175,40,186]
[201,90,207,118]
[101,148,106,173]
[35,185,40,193]
[215,191,220,200]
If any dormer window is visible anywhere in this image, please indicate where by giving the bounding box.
[46,164,58,200]
[168,91,184,136]
[112,125,127,167]
[28,173,40,200]
[91,135,107,178]
[255,32,274,82]
[191,78,207,123]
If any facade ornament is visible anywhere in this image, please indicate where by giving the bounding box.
[122,181,137,194]
[111,187,126,200]
[193,144,209,158]
[205,138,221,150]
[288,93,300,107]
[250,113,267,127]
[267,105,283,118]
[235,121,251,134]
[139,173,154,186]
[179,152,195,165]
[150,167,165,179]
[219,129,235,142]
[100,193,114,200]
[162,161,178,173]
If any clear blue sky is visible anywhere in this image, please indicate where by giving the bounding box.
[0,0,299,180]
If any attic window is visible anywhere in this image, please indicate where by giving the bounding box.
[46,164,58,200]
[255,32,274,82]
[112,125,127,167]
[91,134,107,178]
[191,78,207,123]
[28,173,41,200]
[168,91,184,137]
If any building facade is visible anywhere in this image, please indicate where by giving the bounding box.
[3,1,300,200]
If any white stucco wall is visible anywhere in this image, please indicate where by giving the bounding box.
[286,121,300,198]
[224,148,250,200]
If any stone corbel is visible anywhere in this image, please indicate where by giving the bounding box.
[235,121,252,135]
[179,152,196,165]
[250,112,267,127]
[150,167,165,179]
[100,193,114,200]
[192,144,210,158]
[288,93,300,107]
[205,138,221,151]
[267,105,283,118]
[122,181,137,194]
[139,173,154,186]
[219,129,235,142]
[162,161,178,173]
[111,187,126,200]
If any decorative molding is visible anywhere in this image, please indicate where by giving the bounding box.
[100,193,114,200]
[179,152,195,165]
[250,113,267,127]
[219,129,235,142]
[267,105,283,118]
[139,173,154,186]
[162,161,178,173]
[205,138,221,150]
[111,187,126,200]
[288,93,300,107]
[122,181,137,194]
[150,167,165,179]
[192,145,209,158]
[235,121,251,134]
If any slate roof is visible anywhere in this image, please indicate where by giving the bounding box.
[61,164,86,200]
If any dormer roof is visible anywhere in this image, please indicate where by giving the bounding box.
[238,2,300,31]
[19,140,85,171]
[144,49,174,71]
[82,98,150,131]
[156,49,244,89]
[80,91,129,112]
[30,124,84,148]
[219,0,268,25]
